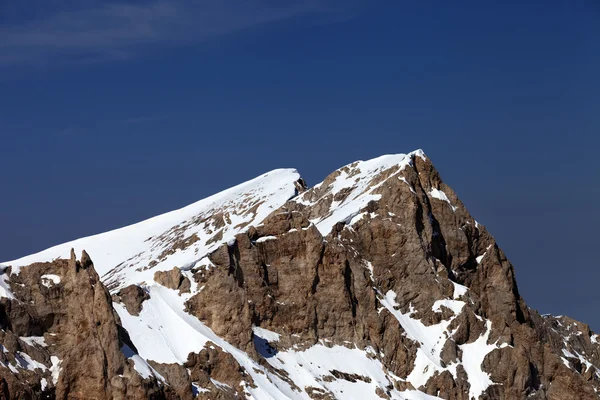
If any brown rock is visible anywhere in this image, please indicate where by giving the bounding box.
[113,284,149,316]
[154,267,191,293]
[0,251,169,400]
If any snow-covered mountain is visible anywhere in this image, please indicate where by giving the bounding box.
[1,151,598,400]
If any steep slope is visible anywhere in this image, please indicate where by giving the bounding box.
[1,151,598,400]
[5,168,304,291]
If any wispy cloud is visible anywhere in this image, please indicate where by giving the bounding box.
[0,0,363,67]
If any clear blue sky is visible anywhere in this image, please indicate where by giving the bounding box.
[1,1,599,329]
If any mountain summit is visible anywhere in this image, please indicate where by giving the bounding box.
[1,151,598,399]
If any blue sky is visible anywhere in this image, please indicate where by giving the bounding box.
[1,1,599,329]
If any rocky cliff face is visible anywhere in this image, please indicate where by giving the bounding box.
[1,151,598,399]
[0,250,170,399]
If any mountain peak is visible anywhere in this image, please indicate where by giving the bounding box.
[0,152,598,399]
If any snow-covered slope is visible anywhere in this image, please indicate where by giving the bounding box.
[293,150,429,236]
[4,168,301,290]
[115,285,440,400]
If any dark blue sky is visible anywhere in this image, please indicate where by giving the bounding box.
[1,1,599,329]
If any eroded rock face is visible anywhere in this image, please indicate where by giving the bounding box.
[154,267,191,294]
[113,284,150,316]
[0,250,167,400]
[183,153,600,399]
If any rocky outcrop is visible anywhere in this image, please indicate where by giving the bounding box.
[113,284,150,316]
[154,267,191,293]
[0,250,168,399]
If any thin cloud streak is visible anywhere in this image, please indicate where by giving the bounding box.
[0,0,363,67]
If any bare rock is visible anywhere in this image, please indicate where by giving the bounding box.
[154,267,191,293]
[113,285,150,316]
[0,251,168,399]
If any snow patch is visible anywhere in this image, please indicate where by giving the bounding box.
[451,282,468,299]
[252,327,281,342]
[121,343,165,381]
[562,347,597,373]
[40,274,61,288]
[50,356,62,384]
[297,151,424,236]
[379,290,458,388]
[430,188,457,212]
[255,236,277,243]
[476,245,492,264]
[432,299,465,315]
[191,382,210,395]
[262,343,441,399]
[115,286,212,364]
[398,177,416,194]
[459,321,509,400]
[20,336,47,347]
[349,212,367,225]
[211,378,232,390]
[15,351,48,372]
[0,266,14,299]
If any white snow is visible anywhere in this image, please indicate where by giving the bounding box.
[459,321,509,400]
[591,334,598,344]
[115,286,212,364]
[432,299,465,315]
[429,188,457,212]
[451,281,468,299]
[378,288,507,397]
[3,169,300,290]
[20,336,47,347]
[40,378,47,391]
[398,176,416,194]
[562,347,597,373]
[116,286,313,399]
[379,290,462,388]
[40,274,61,288]
[255,236,277,243]
[117,284,441,399]
[0,266,14,299]
[121,344,164,381]
[476,245,492,264]
[349,212,368,225]
[50,356,62,384]
[261,342,442,400]
[191,382,210,394]
[211,378,232,390]
[294,151,426,236]
[252,326,281,342]
[15,351,48,372]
